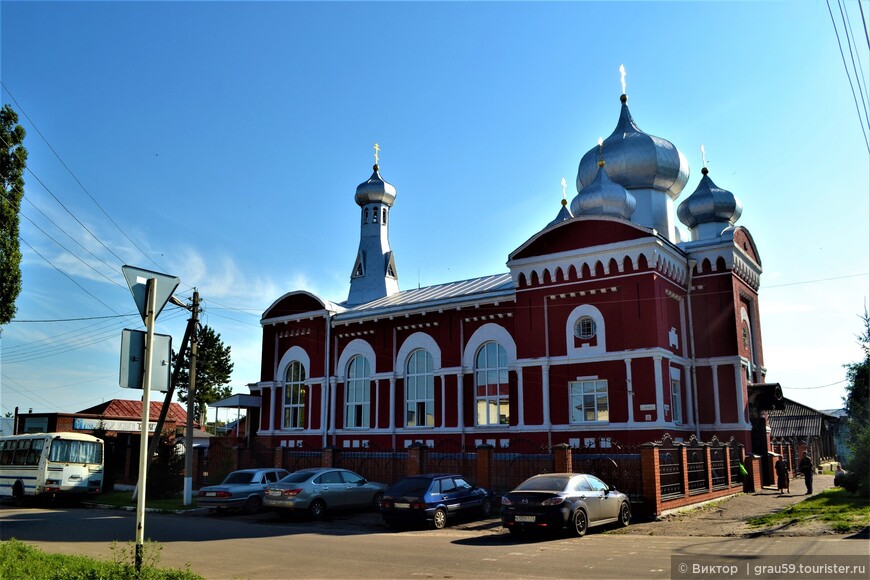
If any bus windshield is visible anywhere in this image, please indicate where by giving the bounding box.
[48,439,102,464]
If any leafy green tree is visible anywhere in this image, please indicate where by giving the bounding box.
[0,105,27,325]
[842,309,869,494]
[175,325,234,425]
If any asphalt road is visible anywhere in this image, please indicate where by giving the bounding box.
[1,504,867,579]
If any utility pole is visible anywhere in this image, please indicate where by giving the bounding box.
[183,290,200,505]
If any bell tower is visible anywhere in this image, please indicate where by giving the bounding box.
[347,144,399,305]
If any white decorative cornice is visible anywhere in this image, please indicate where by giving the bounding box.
[508,236,689,289]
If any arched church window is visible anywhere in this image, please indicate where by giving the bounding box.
[475,342,509,426]
[405,349,434,427]
[283,361,306,430]
[363,208,368,224]
[345,356,371,429]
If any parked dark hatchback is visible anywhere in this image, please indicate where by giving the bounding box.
[501,473,631,536]
[381,473,495,529]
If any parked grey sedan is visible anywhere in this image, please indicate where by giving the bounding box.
[197,468,289,514]
[263,467,387,520]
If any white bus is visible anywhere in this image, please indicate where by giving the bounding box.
[0,432,104,503]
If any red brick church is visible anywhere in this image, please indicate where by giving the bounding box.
[249,89,774,453]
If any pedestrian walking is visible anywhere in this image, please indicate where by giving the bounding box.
[774,455,789,494]
[799,451,814,494]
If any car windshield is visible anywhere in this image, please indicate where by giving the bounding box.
[223,472,255,485]
[515,475,570,492]
[280,470,317,484]
[388,477,432,496]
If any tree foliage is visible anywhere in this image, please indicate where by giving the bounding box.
[842,309,869,494]
[175,325,234,425]
[0,105,27,325]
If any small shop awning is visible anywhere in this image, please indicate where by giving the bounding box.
[210,394,262,409]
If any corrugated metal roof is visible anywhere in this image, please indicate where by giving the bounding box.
[77,399,189,424]
[335,273,514,320]
[767,398,839,439]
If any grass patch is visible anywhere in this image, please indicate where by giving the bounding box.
[746,488,870,533]
[0,538,203,579]
[89,490,199,512]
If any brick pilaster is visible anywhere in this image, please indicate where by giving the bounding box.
[552,443,572,473]
[641,443,661,516]
[476,444,493,489]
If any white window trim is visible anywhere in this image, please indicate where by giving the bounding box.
[282,361,306,431]
[569,379,610,424]
[405,349,435,428]
[474,341,510,427]
[566,305,606,358]
[345,355,371,429]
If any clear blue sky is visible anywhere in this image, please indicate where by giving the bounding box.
[1,1,867,422]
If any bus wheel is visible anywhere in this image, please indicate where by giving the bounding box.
[12,482,25,506]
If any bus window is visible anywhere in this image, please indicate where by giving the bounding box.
[12,440,31,465]
[26,439,43,465]
[48,439,102,464]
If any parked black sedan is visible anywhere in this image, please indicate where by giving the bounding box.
[501,473,631,536]
[381,473,495,529]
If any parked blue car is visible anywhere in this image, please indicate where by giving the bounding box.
[381,473,495,529]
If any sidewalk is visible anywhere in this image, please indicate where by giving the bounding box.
[610,474,836,537]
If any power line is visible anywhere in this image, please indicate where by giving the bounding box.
[1,174,126,281]
[826,0,870,153]
[11,314,137,322]
[18,236,120,314]
[0,81,168,273]
[783,379,847,390]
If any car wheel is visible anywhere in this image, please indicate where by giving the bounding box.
[372,492,384,512]
[432,507,447,529]
[480,497,493,518]
[244,496,263,515]
[619,502,631,527]
[309,499,327,521]
[571,508,588,537]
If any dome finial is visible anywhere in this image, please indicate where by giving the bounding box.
[700,144,709,175]
[597,136,605,168]
[373,142,380,171]
[619,64,627,101]
[561,177,567,203]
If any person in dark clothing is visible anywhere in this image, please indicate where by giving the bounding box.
[774,456,790,494]
[799,451,814,494]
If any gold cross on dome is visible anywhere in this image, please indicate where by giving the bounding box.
[373,143,380,165]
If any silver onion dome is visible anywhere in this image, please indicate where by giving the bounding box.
[355,164,397,207]
[570,160,636,219]
[677,167,742,228]
[576,95,689,200]
[546,198,574,228]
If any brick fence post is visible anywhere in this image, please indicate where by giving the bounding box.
[552,443,572,473]
[406,442,426,476]
[641,443,661,517]
[744,455,762,493]
[704,445,713,492]
[274,447,284,470]
[476,444,493,490]
[322,446,338,468]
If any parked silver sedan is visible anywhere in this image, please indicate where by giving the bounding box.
[263,467,387,520]
[197,468,289,514]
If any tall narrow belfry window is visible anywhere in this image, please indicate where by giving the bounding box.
[570,380,609,423]
[283,361,306,430]
[475,342,509,426]
[405,349,434,427]
[382,208,387,225]
[345,356,371,429]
